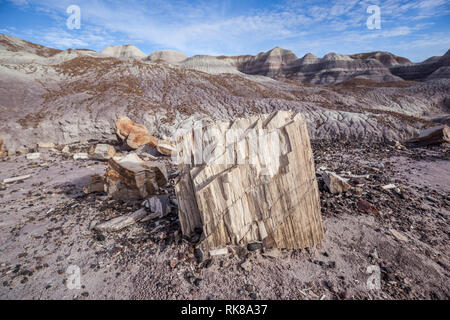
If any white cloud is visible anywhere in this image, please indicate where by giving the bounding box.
[8,0,29,5]
[3,0,450,60]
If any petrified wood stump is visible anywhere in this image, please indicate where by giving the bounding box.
[174,111,324,250]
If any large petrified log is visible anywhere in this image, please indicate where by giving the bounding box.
[105,153,168,200]
[404,125,449,147]
[174,111,324,250]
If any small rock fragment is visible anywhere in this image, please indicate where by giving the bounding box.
[389,229,408,242]
[95,234,105,241]
[62,145,70,153]
[26,152,40,160]
[82,175,105,194]
[209,247,228,257]
[89,144,116,160]
[194,248,204,263]
[247,242,262,251]
[3,174,31,184]
[240,260,252,272]
[382,184,397,190]
[322,171,351,194]
[38,142,55,149]
[169,259,178,269]
[356,199,379,214]
[142,195,170,217]
[193,278,202,287]
[73,153,89,160]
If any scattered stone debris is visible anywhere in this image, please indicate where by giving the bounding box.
[3,174,31,184]
[105,153,168,200]
[94,208,148,232]
[82,175,105,194]
[175,111,324,250]
[89,144,116,160]
[404,125,450,147]
[0,134,448,300]
[322,171,351,194]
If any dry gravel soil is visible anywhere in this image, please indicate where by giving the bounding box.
[0,141,448,300]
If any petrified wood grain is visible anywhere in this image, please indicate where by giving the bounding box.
[105,153,168,200]
[175,111,324,250]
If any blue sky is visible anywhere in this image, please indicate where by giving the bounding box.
[0,0,449,62]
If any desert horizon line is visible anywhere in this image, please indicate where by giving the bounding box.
[3,33,448,64]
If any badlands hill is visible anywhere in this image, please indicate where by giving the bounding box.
[187,49,449,84]
[101,44,147,59]
[0,34,449,151]
[145,46,450,84]
[147,50,187,64]
[391,49,450,81]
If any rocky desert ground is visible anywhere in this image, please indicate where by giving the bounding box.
[0,139,448,300]
[0,34,449,300]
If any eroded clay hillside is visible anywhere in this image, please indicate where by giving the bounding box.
[0,34,449,151]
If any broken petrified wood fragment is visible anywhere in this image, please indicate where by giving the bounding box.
[174,111,324,250]
[142,195,170,217]
[116,116,158,150]
[3,174,31,184]
[94,208,148,232]
[105,153,167,200]
[404,125,449,147]
[83,175,105,194]
[322,171,350,194]
[115,116,174,155]
[89,144,116,160]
